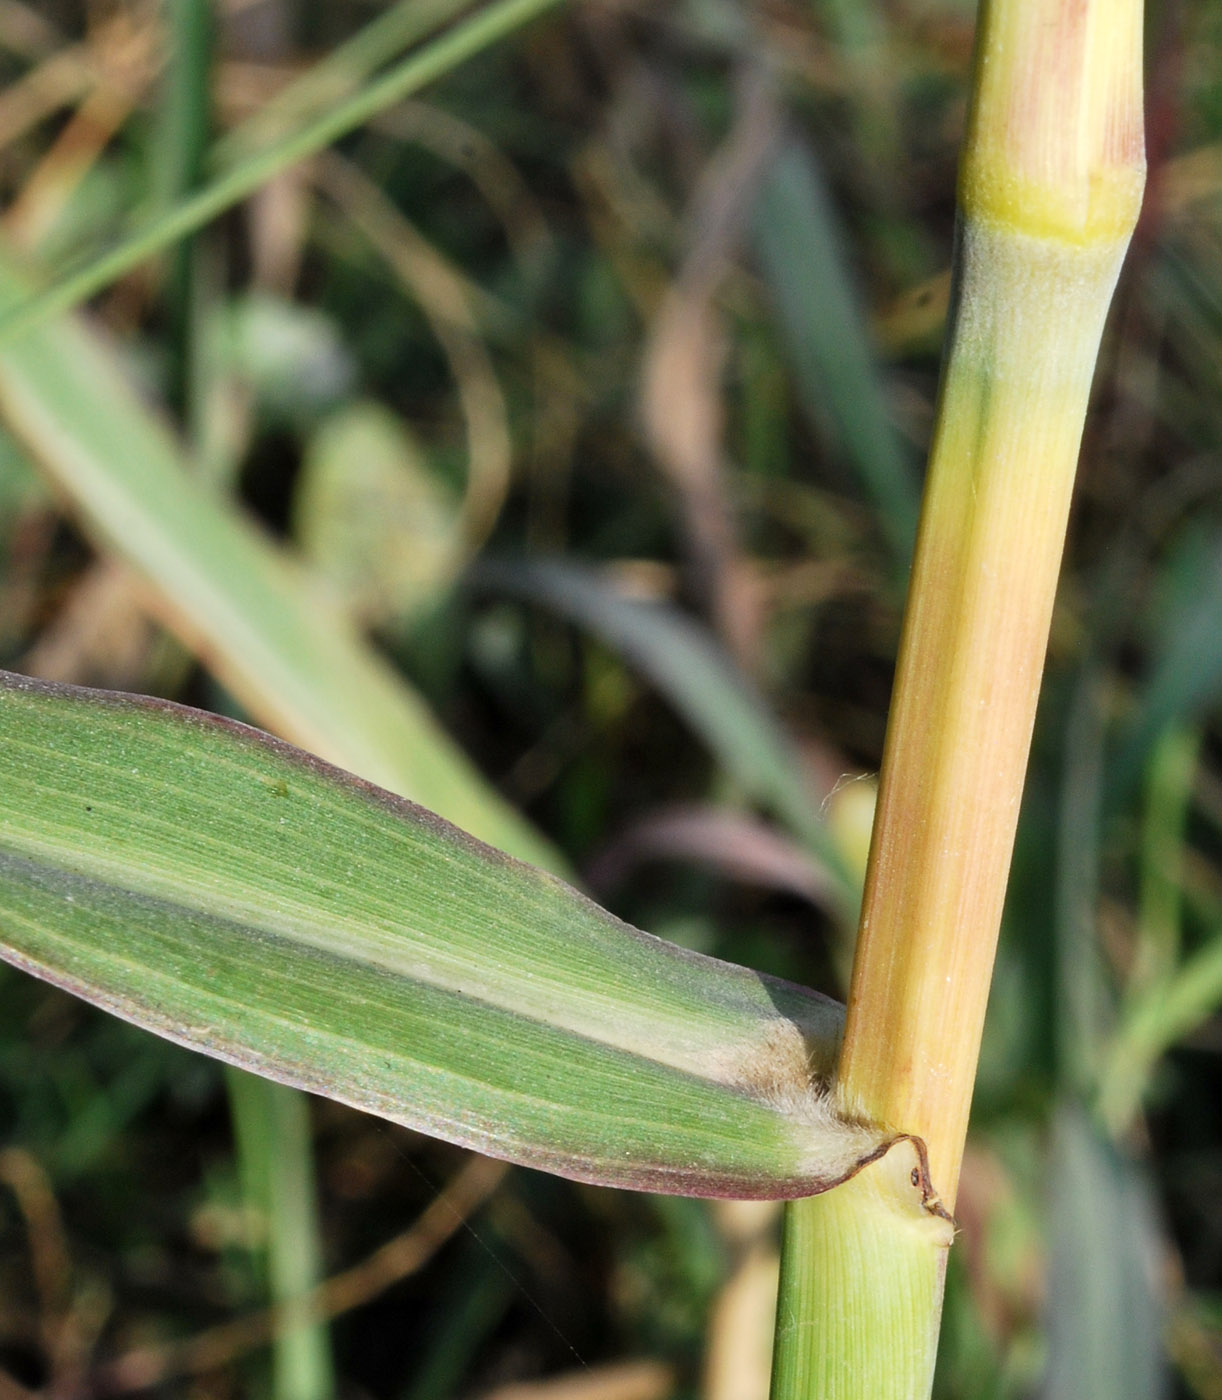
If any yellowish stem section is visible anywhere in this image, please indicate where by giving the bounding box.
[961,0,1145,243]
[836,219,1134,1202]
[835,0,1146,1206]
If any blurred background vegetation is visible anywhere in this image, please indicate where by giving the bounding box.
[1,0,1222,1397]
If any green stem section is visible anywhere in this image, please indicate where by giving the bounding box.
[228,1070,335,1400]
[0,0,564,344]
[771,1152,951,1400]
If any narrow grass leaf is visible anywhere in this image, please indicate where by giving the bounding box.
[1101,929,1222,1135]
[0,670,907,1201]
[1114,525,1222,797]
[211,0,474,167]
[475,558,856,908]
[753,140,919,569]
[0,0,565,344]
[1044,1102,1167,1400]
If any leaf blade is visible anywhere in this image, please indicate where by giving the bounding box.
[0,244,554,872]
[0,670,894,1200]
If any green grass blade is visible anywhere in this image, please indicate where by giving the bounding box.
[1114,525,1222,798]
[211,0,471,167]
[157,0,214,208]
[0,246,553,871]
[0,669,898,1200]
[227,1070,335,1400]
[753,140,919,568]
[398,1251,512,1400]
[0,0,564,345]
[476,558,857,909]
[156,0,214,419]
[1043,1103,1167,1400]
[1101,924,1222,1136]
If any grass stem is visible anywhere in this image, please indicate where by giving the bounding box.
[770,1,1146,1393]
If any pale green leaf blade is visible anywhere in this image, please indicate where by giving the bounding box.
[0,244,553,871]
[0,669,901,1200]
